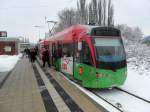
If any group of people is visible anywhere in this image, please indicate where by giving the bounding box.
[24,47,50,67]
[24,48,37,63]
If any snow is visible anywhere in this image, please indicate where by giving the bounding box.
[0,54,22,72]
[121,37,150,100]
[121,61,150,101]
[95,89,150,112]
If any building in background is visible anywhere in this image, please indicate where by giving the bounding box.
[0,37,20,55]
[19,37,31,53]
[0,31,7,37]
[0,31,20,55]
[0,31,32,55]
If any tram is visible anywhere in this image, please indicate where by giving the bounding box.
[40,24,127,88]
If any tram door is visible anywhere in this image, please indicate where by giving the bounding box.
[52,43,55,66]
[82,42,93,65]
[73,41,94,81]
[75,41,93,65]
[61,44,74,75]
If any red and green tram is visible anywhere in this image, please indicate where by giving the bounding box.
[40,24,127,88]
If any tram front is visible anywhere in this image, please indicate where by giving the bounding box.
[80,27,127,88]
[90,27,127,88]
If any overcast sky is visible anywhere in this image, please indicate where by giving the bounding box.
[0,0,149,43]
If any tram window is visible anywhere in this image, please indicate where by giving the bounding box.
[62,44,74,57]
[52,44,54,54]
[53,43,63,58]
[91,27,121,36]
[69,44,74,57]
[82,42,93,65]
[74,42,81,62]
[58,43,63,57]
[63,47,69,57]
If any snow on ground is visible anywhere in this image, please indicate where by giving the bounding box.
[121,42,150,101]
[0,54,22,72]
[121,61,150,101]
[95,89,150,112]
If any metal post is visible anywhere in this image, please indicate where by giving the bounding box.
[47,21,57,37]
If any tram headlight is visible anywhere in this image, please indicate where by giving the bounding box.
[78,66,83,75]
[95,72,102,78]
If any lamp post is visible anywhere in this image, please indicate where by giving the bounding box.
[46,20,57,37]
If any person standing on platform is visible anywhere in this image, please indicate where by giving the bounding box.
[42,47,51,67]
[30,48,37,63]
[26,48,30,59]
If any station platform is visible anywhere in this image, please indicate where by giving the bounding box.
[0,58,106,112]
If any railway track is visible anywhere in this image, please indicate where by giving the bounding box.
[90,87,150,112]
[115,87,150,103]
[90,90,124,112]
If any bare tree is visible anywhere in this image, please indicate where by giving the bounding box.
[116,24,143,42]
[85,5,89,24]
[54,0,115,33]
[90,0,114,26]
[108,0,114,26]
[54,8,77,32]
[88,3,94,24]
[92,0,98,24]
[77,0,87,24]
[97,0,102,25]
[103,0,107,26]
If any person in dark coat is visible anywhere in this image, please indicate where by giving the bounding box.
[42,47,50,67]
[25,48,30,59]
[30,48,36,63]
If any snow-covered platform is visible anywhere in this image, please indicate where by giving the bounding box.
[0,58,105,112]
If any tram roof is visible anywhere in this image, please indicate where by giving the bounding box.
[43,24,120,43]
[45,24,86,43]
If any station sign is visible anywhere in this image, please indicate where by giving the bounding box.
[0,31,7,37]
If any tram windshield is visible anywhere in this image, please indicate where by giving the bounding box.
[93,38,126,62]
